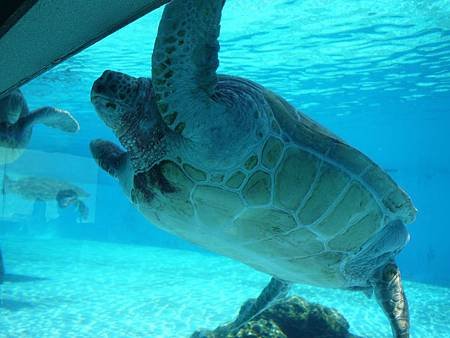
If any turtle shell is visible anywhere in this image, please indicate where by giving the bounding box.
[132,86,416,289]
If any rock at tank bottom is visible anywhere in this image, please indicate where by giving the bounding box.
[191,295,360,338]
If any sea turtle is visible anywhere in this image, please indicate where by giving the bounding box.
[89,1,416,337]
[3,175,89,201]
[0,89,79,164]
[3,175,89,220]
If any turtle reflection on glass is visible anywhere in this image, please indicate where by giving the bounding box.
[89,1,416,337]
[0,89,79,164]
[3,175,89,221]
[3,175,88,200]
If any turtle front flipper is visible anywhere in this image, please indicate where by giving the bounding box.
[230,277,291,331]
[152,0,225,139]
[76,199,89,221]
[19,107,80,133]
[90,139,127,178]
[373,262,410,338]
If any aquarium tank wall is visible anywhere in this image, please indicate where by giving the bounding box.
[1,1,449,337]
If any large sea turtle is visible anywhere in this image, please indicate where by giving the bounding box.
[0,89,79,164]
[89,1,416,337]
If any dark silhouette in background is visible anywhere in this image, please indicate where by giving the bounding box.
[0,248,4,283]
[56,189,88,222]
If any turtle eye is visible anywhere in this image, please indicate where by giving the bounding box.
[106,102,117,110]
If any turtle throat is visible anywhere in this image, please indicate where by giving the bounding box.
[117,99,172,174]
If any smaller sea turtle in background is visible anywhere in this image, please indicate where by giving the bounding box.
[0,89,79,164]
[3,175,89,201]
[3,175,89,220]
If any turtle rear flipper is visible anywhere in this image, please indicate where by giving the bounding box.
[20,107,80,132]
[230,277,291,332]
[373,262,410,338]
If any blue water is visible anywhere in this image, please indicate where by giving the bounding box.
[1,0,450,336]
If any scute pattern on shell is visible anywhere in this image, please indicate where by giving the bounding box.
[263,89,416,225]
[128,80,416,288]
[133,141,378,287]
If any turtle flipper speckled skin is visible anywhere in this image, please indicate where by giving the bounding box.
[90,1,416,336]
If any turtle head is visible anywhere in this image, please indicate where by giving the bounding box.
[91,70,171,174]
[91,70,153,136]
[56,189,79,208]
[0,89,26,125]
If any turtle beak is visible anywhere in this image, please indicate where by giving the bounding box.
[91,71,115,100]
